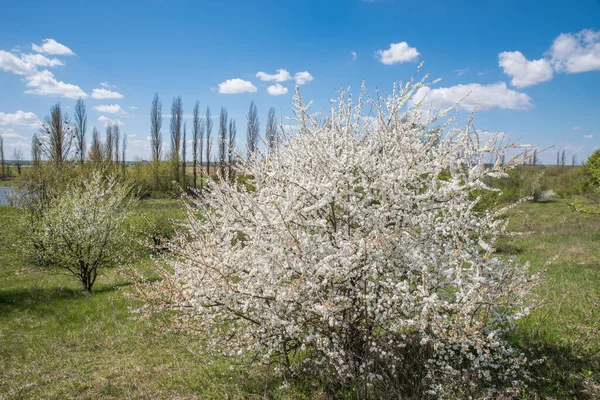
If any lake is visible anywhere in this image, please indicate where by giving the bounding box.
[0,187,14,206]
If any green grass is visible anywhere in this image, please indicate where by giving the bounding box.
[0,202,308,399]
[498,201,600,398]
[0,179,22,187]
[0,199,599,399]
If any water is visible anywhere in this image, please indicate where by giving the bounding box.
[0,187,14,206]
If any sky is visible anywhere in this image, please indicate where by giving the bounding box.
[0,0,599,163]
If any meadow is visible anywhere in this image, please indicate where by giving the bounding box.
[0,188,598,399]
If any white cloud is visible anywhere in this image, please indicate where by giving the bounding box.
[0,110,40,126]
[91,88,124,99]
[455,67,469,76]
[0,50,36,75]
[218,78,257,94]
[0,44,84,99]
[573,126,581,130]
[376,42,419,65]
[93,104,127,115]
[100,81,117,88]
[256,69,292,82]
[267,84,288,96]
[347,52,357,64]
[563,144,586,153]
[281,124,300,133]
[412,82,532,111]
[1,51,64,74]
[129,105,139,110]
[0,128,27,140]
[294,71,314,85]
[24,70,87,99]
[498,51,553,88]
[584,134,594,139]
[31,39,75,56]
[98,115,124,126]
[549,29,600,73]
[20,53,63,68]
[0,128,30,154]
[474,129,511,143]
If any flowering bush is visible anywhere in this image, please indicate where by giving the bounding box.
[142,78,538,397]
[20,170,135,291]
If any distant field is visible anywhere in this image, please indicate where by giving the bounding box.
[0,180,22,187]
[0,199,599,399]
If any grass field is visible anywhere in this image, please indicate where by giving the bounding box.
[0,199,599,399]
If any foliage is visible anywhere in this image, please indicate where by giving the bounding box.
[140,80,539,398]
[129,205,179,254]
[582,149,600,194]
[542,166,586,199]
[18,170,135,291]
[569,149,600,214]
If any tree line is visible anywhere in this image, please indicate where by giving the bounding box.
[148,93,278,192]
[17,96,280,194]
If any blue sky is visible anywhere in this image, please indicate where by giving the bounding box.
[0,0,599,163]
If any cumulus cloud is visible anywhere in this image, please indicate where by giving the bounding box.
[91,88,123,99]
[256,69,292,82]
[376,42,419,65]
[218,78,257,94]
[0,110,41,126]
[498,51,553,88]
[31,39,75,56]
[584,134,594,139]
[0,51,64,74]
[0,41,86,99]
[98,115,124,126]
[0,128,27,141]
[0,50,37,75]
[294,71,314,85]
[20,53,64,68]
[93,104,127,115]
[267,84,288,96]
[412,82,532,111]
[100,81,117,88]
[549,29,600,73]
[0,128,30,154]
[24,70,87,99]
[498,29,600,87]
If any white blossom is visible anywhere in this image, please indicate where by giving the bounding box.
[141,77,538,397]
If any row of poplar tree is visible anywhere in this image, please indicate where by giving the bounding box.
[29,95,280,191]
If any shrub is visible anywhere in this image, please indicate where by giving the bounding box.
[570,149,600,214]
[19,170,135,291]
[140,81,538,397]
[129,210,178,254]
[582,149,600,194]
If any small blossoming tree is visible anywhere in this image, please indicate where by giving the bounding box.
[22,171,135,291]
[142,78,538,397]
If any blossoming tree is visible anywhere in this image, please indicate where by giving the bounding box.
[22,171,135,292]
[142,77,537,397]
